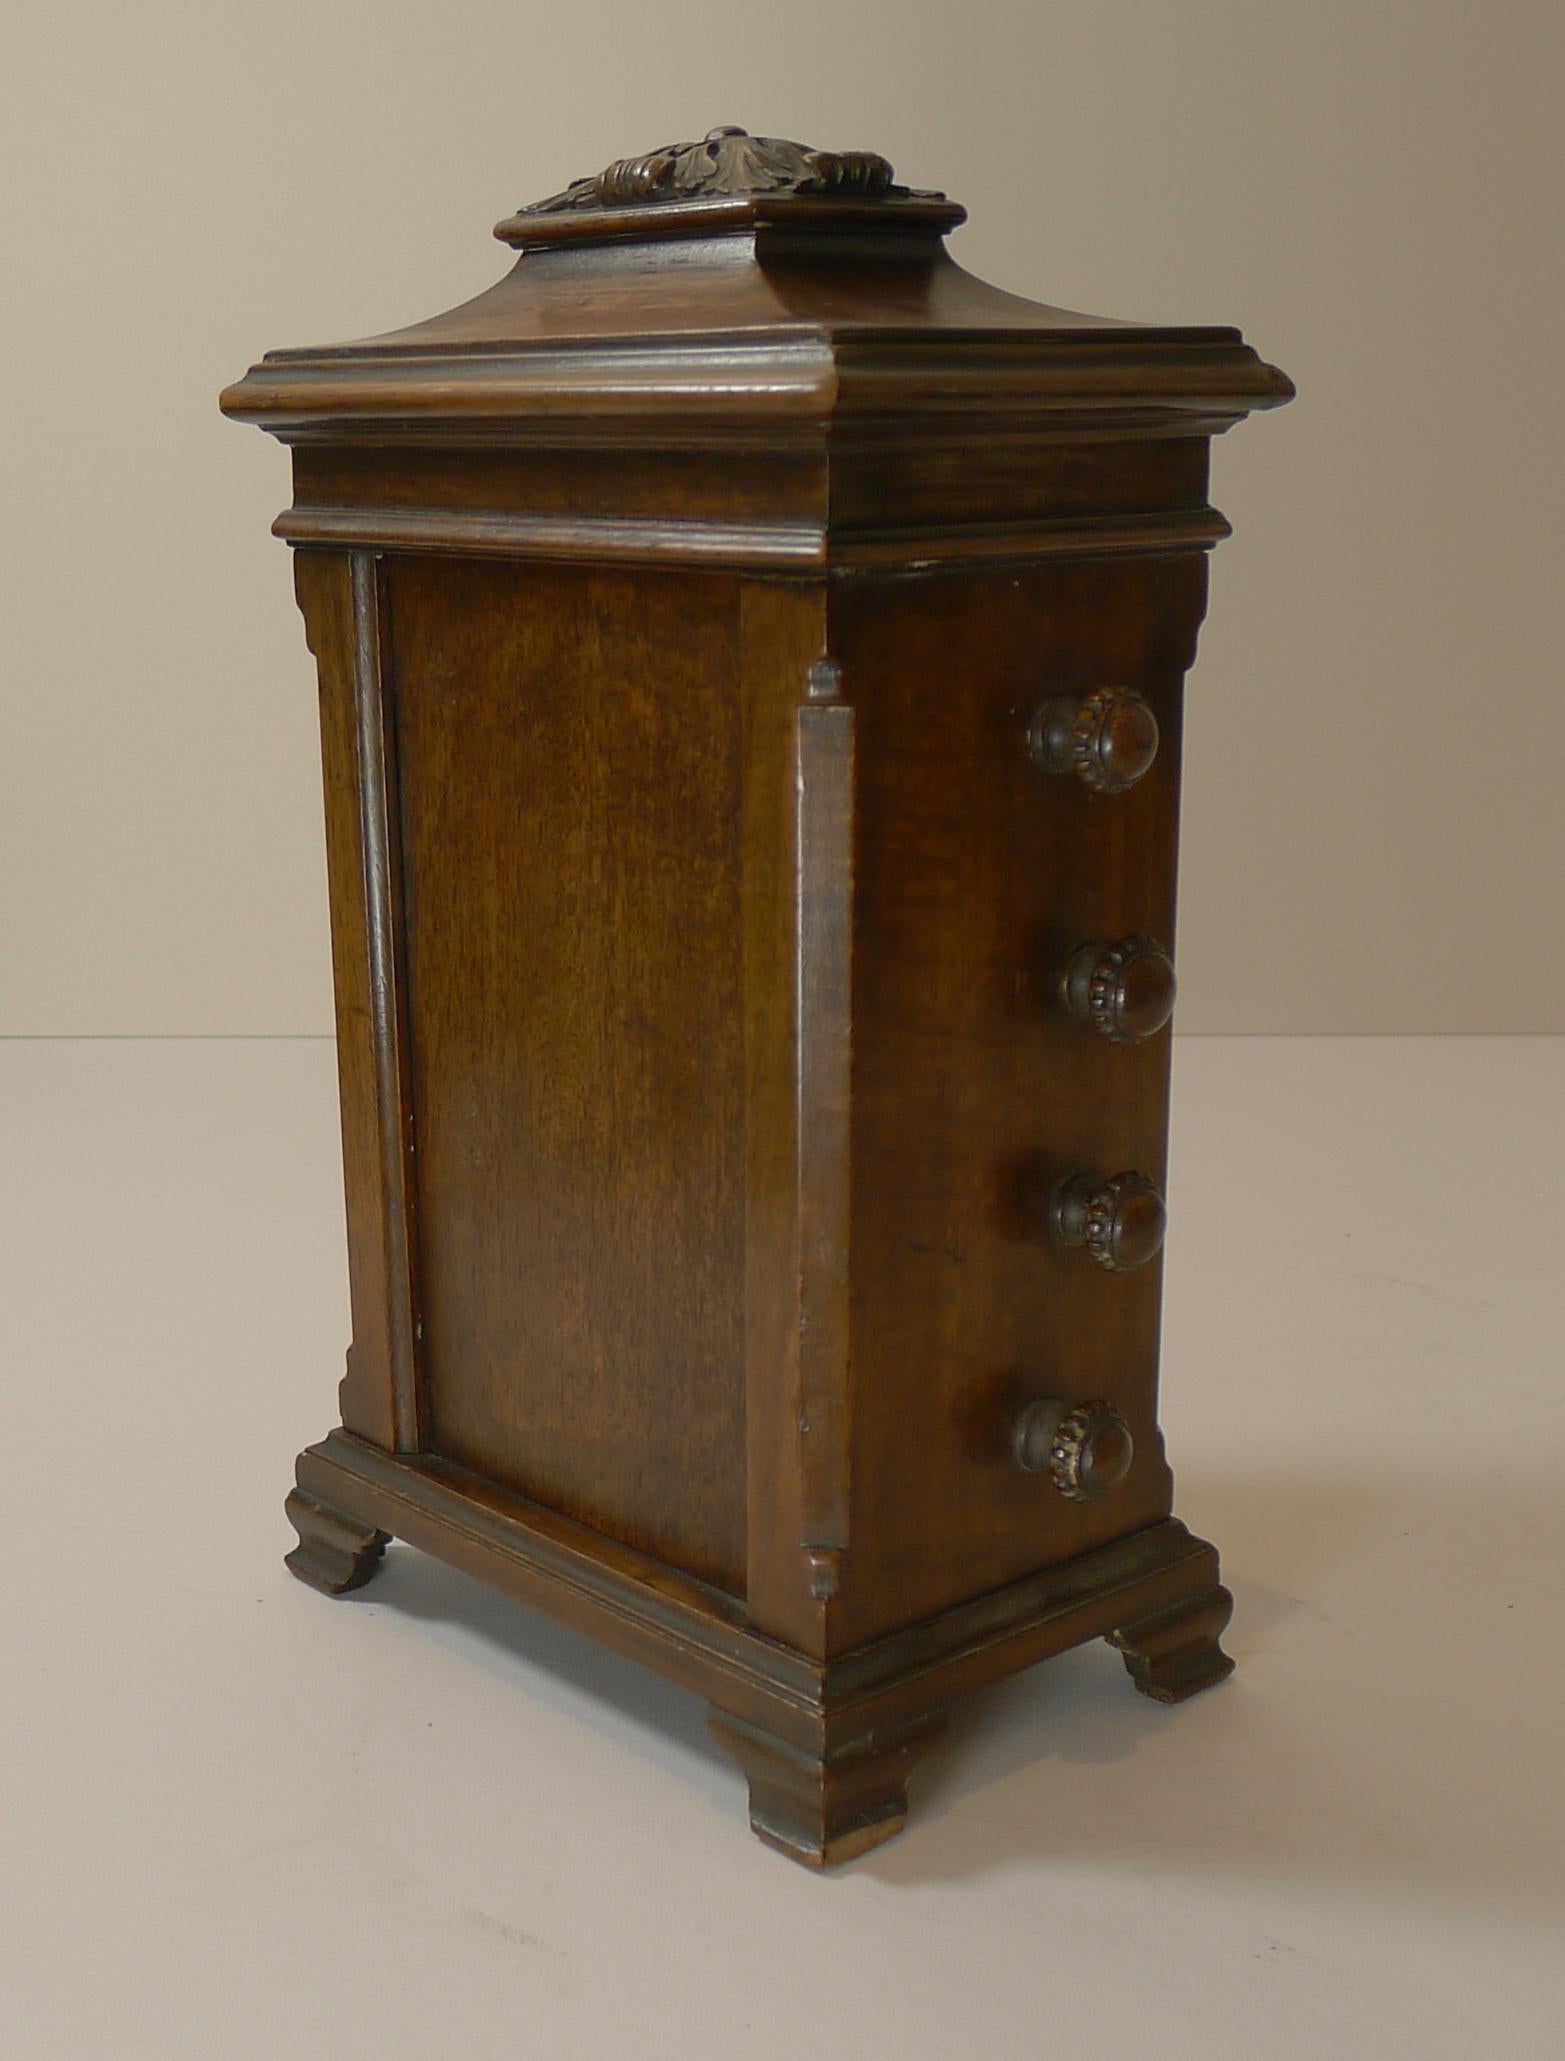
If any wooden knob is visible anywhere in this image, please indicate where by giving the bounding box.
[1028,689,1159,793]
[1064,936,1177,1043]
[1011,1397,1134,1499]
[1052,1170,1166,1271]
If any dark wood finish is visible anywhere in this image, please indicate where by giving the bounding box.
[1011,1397,1136,1500]
[823,555,1197,1642]
[1109,1584,1236,1703]
[388,555,750,1592]
[708,1707,949,1869]
[1052,1169,1169,1272]
[224,126,1289,1866]
[793,672,856,1599]
[1029,687,1161,793]
[514,124,914,224]
[283,1488,390,1595]
[288,1429,1230,1723]
[1064,934,1178,1043]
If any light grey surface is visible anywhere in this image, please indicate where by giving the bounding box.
[4,1035,1561,2058]
[5,3,1565,1034]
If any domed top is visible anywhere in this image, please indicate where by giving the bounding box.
[220,125,1292,449]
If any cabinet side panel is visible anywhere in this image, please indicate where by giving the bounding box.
[831,555,1207,1646]
[390,557,748,1593]
[294,549,400,1448]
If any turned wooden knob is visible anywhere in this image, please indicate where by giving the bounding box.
[1011,1397,1134,1500]
[1052,1170,1166,1271]
[1063,935,1177,1043]
[1027,688,1159,794]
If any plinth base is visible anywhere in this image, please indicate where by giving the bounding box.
[285,1429,1233,1866]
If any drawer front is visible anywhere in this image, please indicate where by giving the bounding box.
[831,554,1205,1644]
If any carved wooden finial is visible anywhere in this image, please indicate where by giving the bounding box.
[522,124,932,214]
[495,125,963,249]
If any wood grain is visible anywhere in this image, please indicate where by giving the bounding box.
[390,555,749,1593]
[823,553,1203,1645]
[229,142,1290,1862]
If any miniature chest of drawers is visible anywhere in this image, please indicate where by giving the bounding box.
[222,125,1291,1866]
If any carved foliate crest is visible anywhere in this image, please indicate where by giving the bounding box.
[525,124,929,213]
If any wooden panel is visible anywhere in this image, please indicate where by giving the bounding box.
[388,557,748,1593]
[294,550,417,1449]
[292,444,826,532]
[827,433,1211,531]
[827,554,1208,1646]
[279,439,1216,575]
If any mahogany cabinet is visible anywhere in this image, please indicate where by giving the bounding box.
[222,126,1291,1866]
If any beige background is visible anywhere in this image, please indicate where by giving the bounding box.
[5,0,1562,1035]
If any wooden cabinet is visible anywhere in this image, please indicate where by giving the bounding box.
[222,125,1291,1866]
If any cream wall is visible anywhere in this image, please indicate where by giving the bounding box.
[5,0,1562,1034]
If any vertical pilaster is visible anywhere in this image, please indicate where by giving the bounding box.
[294,548,422,1452]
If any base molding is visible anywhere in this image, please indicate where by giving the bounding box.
[1109,1584,1235,1703]
[709,1708,949,1868]
[283,1487,389,1595]
[287,1430,1232,1862]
